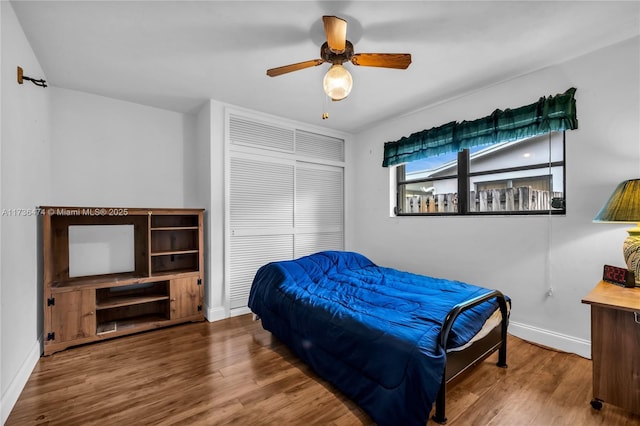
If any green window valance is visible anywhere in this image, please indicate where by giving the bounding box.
[382,87,577,167]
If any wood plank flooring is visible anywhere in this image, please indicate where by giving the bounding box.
[6,314,640,425]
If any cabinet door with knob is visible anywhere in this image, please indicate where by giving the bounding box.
[48,289,96,344]
[170,277,203,320]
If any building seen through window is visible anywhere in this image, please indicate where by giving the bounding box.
[396,132,566,215]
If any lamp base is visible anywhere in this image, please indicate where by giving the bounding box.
[623,226,640,287]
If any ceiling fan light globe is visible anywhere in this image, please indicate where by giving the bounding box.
[323,64,353,101]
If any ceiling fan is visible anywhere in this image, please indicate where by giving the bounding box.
[266,15,412,101]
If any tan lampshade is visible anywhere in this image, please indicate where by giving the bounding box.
[594,179,640,285]
[594,179,640,223]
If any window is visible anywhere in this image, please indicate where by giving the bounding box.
[395,132,566,215]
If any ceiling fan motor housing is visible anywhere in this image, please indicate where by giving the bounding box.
[321,41,354,65]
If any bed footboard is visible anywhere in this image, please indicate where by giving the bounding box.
[432,290,510,424]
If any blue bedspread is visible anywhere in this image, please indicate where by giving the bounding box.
[248,251,506,426]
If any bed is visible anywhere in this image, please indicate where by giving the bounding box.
[248,251,510,425]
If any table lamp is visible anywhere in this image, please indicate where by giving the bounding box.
[594,179,640,285]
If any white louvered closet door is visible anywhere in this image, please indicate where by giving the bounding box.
[226,111,345,312]
[295,163,344,258]
[228,155,295,309]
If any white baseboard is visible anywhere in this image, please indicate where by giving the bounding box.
[1,337,42,424]
[509,321,591,359]
[205,305,227,322]
[229,306,252,317]
[204,305,256,322]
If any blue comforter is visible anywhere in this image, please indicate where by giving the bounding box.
[248,251,505,426]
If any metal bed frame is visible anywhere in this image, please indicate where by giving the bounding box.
[432,290,510,424]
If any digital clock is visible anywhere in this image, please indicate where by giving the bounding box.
[602,264,636,288]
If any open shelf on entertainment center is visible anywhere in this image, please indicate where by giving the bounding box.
[41,206,205,355]
[51,272,149,289]
[96,314,170,335]
[95,281,169,309]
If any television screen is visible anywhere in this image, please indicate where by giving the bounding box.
[68,225,135,277]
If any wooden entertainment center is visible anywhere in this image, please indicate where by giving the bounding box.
[41,206,205,355]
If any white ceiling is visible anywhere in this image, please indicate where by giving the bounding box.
[10,1,640,133]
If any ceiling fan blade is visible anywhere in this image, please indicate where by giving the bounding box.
[351,53,412,69]
[266,59,325,77]
[323,15,347,53]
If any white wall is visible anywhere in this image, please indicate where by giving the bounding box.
[0,2,51,423]
[202,100,226,320]
[49,87,192,207]
[348,37,640,358]
[193,100,227,321]
[0,33,200,421]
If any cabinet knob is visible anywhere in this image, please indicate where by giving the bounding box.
[170,298,177,302]
[635,312,640,325]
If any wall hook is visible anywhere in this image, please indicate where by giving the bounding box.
[17,66,47,88]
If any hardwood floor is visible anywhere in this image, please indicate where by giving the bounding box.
[6,314,640,425]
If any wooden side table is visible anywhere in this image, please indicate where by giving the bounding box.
[582,281,640,414]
